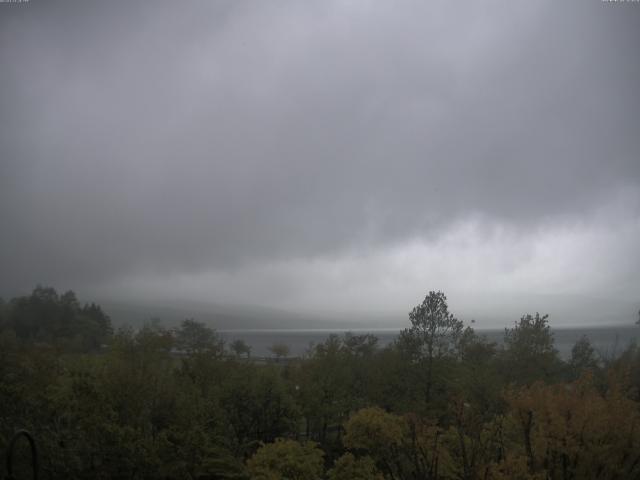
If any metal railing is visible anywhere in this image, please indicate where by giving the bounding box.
[4,430,37,480]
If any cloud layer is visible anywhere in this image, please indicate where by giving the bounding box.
[1,1,639,325]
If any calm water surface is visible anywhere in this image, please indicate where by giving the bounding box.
[221,325,640,359]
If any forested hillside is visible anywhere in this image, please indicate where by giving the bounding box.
[2,287,640,479]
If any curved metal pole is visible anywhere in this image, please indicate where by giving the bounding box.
[6,430,38,480]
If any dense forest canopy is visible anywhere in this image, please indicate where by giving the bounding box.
[2,287,640,479]
[0,286,112,351]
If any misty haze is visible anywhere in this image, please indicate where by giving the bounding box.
[1,1,639,479]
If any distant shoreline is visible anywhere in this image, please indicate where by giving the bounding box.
[218,324,639,359]
[218,323,636,333]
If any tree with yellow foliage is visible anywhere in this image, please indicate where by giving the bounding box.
[327,453,384,480]
[246,439,324,480]
[502,375,640,479]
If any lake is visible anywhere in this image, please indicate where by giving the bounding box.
[220,325,640,359]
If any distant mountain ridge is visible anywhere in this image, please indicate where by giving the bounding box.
[96,292,638,331]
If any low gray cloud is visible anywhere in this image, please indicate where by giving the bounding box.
[1,1,638,323]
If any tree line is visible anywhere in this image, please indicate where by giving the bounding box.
[1,287,640,479]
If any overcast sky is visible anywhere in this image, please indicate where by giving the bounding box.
[1,0,639,327]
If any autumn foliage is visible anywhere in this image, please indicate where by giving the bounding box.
[2,288,640,479]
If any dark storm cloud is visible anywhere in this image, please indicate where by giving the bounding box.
[1,0,639,297]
